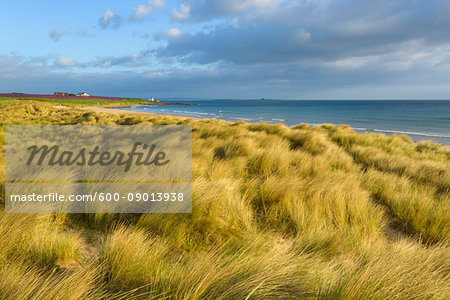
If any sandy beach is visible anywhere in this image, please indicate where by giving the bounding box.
[81,106,158,116]
[80,106,197,120]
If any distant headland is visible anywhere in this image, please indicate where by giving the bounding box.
[0,93,195,106]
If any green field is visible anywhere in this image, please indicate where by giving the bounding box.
[0,100,449,299]
[0,97,149,106]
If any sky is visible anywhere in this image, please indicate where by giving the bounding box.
[1,0,449,99]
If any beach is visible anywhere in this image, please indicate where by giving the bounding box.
[81,105,159,116]
[80,105,197,119]
[81,104,450,150]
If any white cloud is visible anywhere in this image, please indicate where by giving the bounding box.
[94,53,146,68]
[172,4,190,20]
[130,0,165,22]
[324,57,372,69]
[49,29,64,42]
[101,61,111,68]
[143,71,169,78]
[74,29,93,38]
[49,28,93,42]
[224,0,285,13]
[293,29,310,43]
[98,9,122,29]
[100,10,114,24]
[56,57,76,67]
[160,28,182,38]
[176,0,286,20]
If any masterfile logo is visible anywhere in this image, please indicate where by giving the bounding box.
[5,125,192,213]
[26,142,170,172]
[6,125,191,181]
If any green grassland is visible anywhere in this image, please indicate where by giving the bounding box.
[0,96,149,106]
[0,100,449,299]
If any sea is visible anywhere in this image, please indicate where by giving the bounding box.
[121,100,450,145]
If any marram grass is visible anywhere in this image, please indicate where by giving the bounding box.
[0,100,449,299]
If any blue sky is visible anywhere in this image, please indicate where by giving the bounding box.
[1,0,449,99]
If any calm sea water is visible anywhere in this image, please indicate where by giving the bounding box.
[121,100,450,145]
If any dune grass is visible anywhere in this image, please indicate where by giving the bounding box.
[0,100,449,299]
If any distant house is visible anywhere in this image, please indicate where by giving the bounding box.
[77,92,90,97]
[54,92,68,96]
[147,97,155,102]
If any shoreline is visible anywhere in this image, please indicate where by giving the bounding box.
[80,105,450,150]
[80,106,199,120]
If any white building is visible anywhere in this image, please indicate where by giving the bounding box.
[77,92,90,97]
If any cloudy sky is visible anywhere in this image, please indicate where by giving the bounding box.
[1,0,449,99]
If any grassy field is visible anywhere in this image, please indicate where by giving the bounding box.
[0,100,449,299]
[0,96,149,106]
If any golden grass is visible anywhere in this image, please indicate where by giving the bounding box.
[361,169,450,244]
[0,100,449,299]
[316,240,450,299]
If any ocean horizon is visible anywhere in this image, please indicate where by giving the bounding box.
[121,99,450,145]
